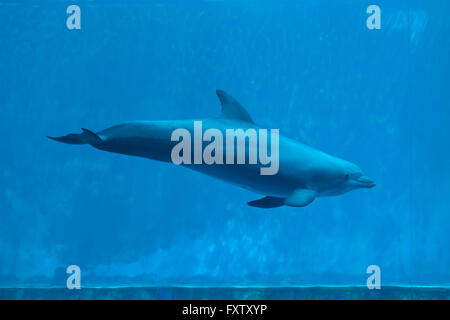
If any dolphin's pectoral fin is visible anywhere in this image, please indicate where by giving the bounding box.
[285,189,316,207]
[248,189,316,209]
[47,128,103,146]
[248,196,285,208]
[216,89,255,124]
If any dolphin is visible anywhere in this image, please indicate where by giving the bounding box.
[48,90,375,208]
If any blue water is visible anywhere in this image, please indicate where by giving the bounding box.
[1,0,449,297]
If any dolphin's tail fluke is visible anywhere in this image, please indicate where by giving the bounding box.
[47,128,103,146]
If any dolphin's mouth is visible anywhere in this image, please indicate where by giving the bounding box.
[353,176,376,188]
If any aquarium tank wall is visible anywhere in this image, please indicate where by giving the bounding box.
[0,0,449,298]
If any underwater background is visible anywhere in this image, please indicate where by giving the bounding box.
[0,0,449,298]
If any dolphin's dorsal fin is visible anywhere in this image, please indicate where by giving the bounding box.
[216,89,254,124]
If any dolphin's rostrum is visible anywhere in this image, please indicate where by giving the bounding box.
[48,90,375,208]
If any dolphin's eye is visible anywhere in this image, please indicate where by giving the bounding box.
[345,174,350,180]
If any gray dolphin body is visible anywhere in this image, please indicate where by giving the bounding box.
[48,90,375,208]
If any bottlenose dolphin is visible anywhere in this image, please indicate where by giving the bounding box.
[48,90,375,208]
